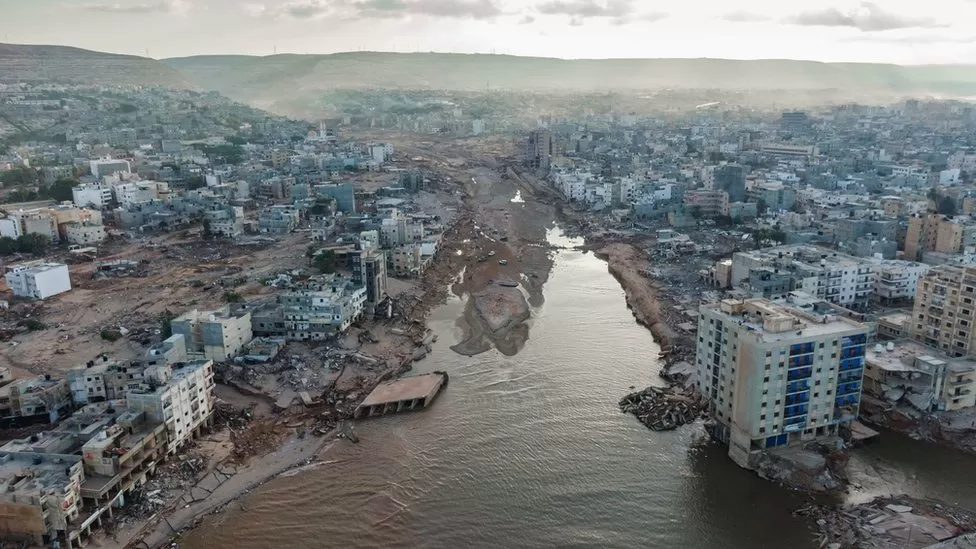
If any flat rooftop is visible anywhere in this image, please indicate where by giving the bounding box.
[867,340,976,374]
[359,373,446,407]
[0,452,81,494]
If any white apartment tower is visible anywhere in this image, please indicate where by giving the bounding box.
[696,298,868,469]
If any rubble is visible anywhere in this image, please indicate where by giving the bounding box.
[618,385,706,431]
[796,496,976,548]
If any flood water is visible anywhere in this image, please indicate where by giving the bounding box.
[181,229,976,549]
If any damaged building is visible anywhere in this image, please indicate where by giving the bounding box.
[864,340,976,413]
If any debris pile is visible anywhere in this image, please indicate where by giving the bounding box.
[795,496,976,549]
[619,385,705,431]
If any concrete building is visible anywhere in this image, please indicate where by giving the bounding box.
[0,451,84,547]
[905,214,976,261]
[683,190,729,218]
[72,183,114,208]
[0,376,71,423]
[4,261,71,300]
[89,159,130,180]
[251,277,366,340]
[171,307,252,361]
[911,265,976,357]
[64,222,107,246]
[314,183,356,214]
[351,248,388,314]
[710,164,747,202]
[526,129,553,172]
[697,298,868,469]
[864,340,976,413]
[873,261,931,304]
[125,361,215,455]
[258,205,300,234]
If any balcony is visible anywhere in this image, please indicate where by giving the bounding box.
[788,368,813,381]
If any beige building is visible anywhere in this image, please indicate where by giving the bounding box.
[683,189,729,218]
[911,265,976,357]
[905,214,976,261]
[864,340,976,412]
[696,297,868,469]
[0,451,84,547]
[125,361,215,455]
[171,307,252,361]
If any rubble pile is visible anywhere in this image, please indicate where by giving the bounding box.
[619,386,706,431]
[796,496,976,549]
[229,419,285,462]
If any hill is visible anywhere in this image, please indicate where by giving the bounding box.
[163,52,976,107]
[0,43,193,89]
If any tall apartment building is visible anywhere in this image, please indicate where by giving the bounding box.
[251,276,366,340]
[526,129,553,172]
[904,214,976,261]
[874,261,931,304]
[351,248,388,314]
[89,158,131,180]
[711,164,747,202]
[171,307,252,361]
[910,265,976,357]
[125,361,215,455]
[697,298,868,469]
[4,261,72,300]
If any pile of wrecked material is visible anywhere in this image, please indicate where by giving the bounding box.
[796,496,976,549]
[619,385,706,431]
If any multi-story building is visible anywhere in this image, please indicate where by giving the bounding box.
[314,183,356,213]
[258,205,300,234]
[873,261,931,304]
[125,361,215,455]
[351,248,388,314]
[64,222,107,246]
[904,214,976,261]
[171,307,252,361]
[251,277,366,340]
[0,450,84,547]
[526,129,553,172]
[864,340,976,413]
[696,298,868,469]
[0,376,72,423]
[203,204,245,238]
[4,261,71,300]
[710,164,747,202]
[683,190,729,218]
[89,158,130,180]
[72,183,114,208]
[911,265,976,357]
[730,246,876,311]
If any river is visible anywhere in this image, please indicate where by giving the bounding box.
[180,228,976,549]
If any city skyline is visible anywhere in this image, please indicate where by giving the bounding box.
[5,0,976,64]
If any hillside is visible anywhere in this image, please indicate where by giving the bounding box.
[0,43,193,89]
[163,52,976,106]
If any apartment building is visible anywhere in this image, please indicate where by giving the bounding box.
[4,261,71,300]
[251,277,366,340]
[0,376,71,423]
[905,214,976,261]
[258,205,300,234]
[864,340,976,413]
[125,361,215,455]
[64,222,107,246]
[0,451,84,547]
[910,265,976,357]
[89,158,130,180]
[730,246,875,311]
[72,183,114,208]
[874,261,931,304]
[697,297,868,469]
[171,307,252,361]
[683,190,729,218]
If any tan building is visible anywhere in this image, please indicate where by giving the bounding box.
[911,265,976,357]
[864,340,976,412]
[683,189,729,218]
[0,451,84,547]
[905,214,976,261]
[171,307,252,361]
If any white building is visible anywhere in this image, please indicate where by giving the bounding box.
[940,168,962,186]
[65,223,107,246]
[72,183,114,208]
[370,143,394,163]
[89,159,131,180]
[4,261,71,300]
[871,260,931,303]
[125,360,215,455]
[697,297,868,469]
[171,307,253,361]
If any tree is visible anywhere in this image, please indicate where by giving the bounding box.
[223,291,243,303]
[756,199,769,216]
[314,250,337,274]
[689,205,703,220]
[49,179,76,202]
[187,175,206,190]
[16,233,50,255]
[0,237,17,255]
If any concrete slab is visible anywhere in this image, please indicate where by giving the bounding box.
[355,372,447,419]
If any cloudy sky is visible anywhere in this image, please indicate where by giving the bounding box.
[5,0,976,63]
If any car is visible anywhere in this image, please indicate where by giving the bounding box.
[498,259,508,265]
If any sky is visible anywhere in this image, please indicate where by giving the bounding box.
[4,0,976,64]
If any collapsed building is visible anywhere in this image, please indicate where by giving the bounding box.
[864,340,976,413]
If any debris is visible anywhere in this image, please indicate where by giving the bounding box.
[618,385,705,431]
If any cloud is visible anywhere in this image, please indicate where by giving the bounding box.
[251,0,502,20]
[536,0,634,18]
[842,32,976,44]
[720,11,770,23]
[785,3,946,32]
[519,14,536,24]
[76,0,190,14]
[356,0,503,19]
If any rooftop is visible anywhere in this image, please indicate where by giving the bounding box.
[0,452,81,496]
[359,373,446,407]
[867,340,976,375]
[704,298,866,342]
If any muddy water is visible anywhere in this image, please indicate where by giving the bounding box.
[180,229,974,549]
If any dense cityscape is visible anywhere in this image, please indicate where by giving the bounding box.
[5,43,976,549]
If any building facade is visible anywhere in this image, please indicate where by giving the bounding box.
[4,262,71,300]
[697,298,868,469]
